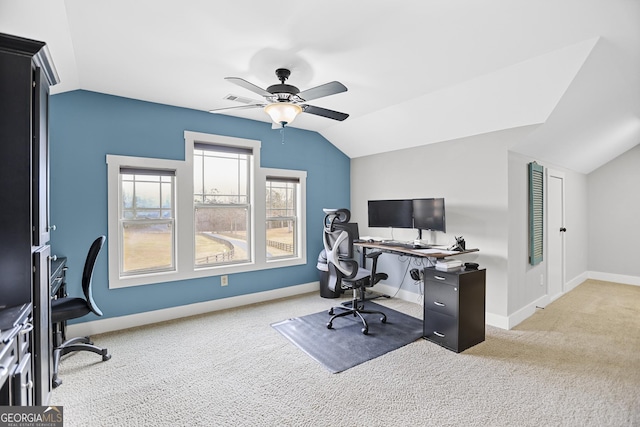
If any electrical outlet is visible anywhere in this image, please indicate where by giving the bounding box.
[221,275,228,286]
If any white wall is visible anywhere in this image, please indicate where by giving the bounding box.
[588,144,640,276]
[507,152,589,321]
[350,127,639,328]
[564,167,589,283]
[350,128,530,320]
[507,152,547,314]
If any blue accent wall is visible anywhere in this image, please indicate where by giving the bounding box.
[49,90,350,321]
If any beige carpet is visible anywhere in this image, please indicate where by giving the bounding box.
[50,279,640,426]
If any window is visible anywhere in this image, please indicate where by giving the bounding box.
[266,176,300,260]
[120,168,175,275]
[106,131,307,289]
[194,144,252,267]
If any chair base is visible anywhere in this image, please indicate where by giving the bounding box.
[341,288,391,308]
[327,291,387,335]
[52,336,111,389]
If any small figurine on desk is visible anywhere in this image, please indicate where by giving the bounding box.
[449,236,466,251]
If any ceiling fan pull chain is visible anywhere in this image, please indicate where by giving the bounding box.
[281,126,285,144]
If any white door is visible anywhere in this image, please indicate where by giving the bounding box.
[547,170,565,301]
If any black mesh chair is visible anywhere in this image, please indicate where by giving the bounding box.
[51,236,111,388]
[323,208,387,334]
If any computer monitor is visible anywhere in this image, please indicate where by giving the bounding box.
[412,198,446,234]
[367,199,413,228]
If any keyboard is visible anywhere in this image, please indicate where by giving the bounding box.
[379,241,431,250]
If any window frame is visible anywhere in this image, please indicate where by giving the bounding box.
[193,142,253,268]
[106,131,307,289]
[265,175,303,261]
[119,168,176,276]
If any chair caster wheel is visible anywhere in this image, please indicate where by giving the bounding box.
[52,378,62,389]
[381,316,387,323]
[327,322,333,329]
[102,353,111,362]
[328,308,334,315]
[361,328,368,335]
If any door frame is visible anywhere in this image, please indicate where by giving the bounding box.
[546,168,566,300]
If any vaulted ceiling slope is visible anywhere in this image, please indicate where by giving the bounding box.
[1,0,638,173]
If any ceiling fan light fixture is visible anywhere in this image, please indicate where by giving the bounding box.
[264,102,302,126]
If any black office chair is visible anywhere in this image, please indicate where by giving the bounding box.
[323,208,387,335]
[51,236,111,388]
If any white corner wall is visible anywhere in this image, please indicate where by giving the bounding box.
[350,128,531,323]
[507,151,589,327]
[588,144,640,277]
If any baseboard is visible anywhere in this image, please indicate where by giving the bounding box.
[485,312,510,330]
[565,271,589,292]
[588,271,640,287]
[506,295,549,329]
[69,272,639,338]
[68,281,319,337]
[501,271,640,331]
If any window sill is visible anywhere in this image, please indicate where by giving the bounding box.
[108,255,307,289]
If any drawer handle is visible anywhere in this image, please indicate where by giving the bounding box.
[433,301,445,307]
[433,331,445,338]
[434,275,446,281]
[22,380,34,390]
[0,366,7,376]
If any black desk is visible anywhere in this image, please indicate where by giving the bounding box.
[354,242,486,352]
[354,241,479,261]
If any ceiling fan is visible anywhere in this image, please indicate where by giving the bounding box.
[209,68,349,127]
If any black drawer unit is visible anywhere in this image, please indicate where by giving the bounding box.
[423,267,486,353]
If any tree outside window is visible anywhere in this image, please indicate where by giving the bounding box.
[266,177,299,259]
[193,145,251,266]
[120,169,175,275]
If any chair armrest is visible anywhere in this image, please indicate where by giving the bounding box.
[364,251,383,280]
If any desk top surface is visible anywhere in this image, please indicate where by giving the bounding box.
[354,242,479,259]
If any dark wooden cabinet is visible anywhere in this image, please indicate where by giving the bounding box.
[33,247,52,405]
[0,33,59,406]
[0,304,33,406]
[50,258,68,348]
[33,66,53,246]
[423,267,486,353]
[13,351,34,406]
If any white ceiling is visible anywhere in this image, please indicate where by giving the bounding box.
[2,0,639,173]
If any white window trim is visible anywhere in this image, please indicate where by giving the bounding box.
[107,155,187,288]
[106,131,307,289]
[263,168,307,265]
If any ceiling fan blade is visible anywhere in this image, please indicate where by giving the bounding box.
[225,77,272,97]
[302,104,349,121]
[297,81,347,102]
[208,104,265,114]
